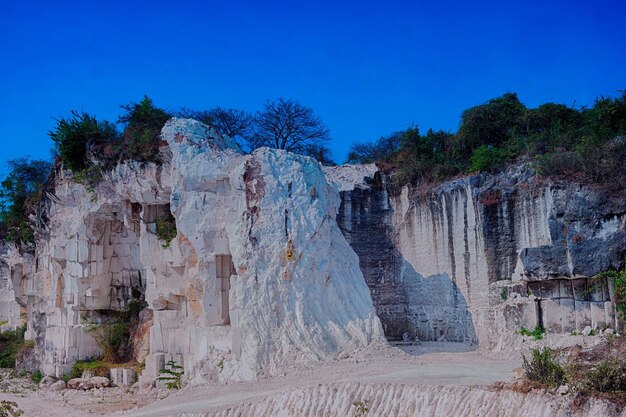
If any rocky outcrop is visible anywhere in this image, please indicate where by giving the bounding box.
[9,118,382,383]
[332,166,626,349]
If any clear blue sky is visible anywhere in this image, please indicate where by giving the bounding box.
[1,0,625,175]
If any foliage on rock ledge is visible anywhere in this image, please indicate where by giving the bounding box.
[156,213,177,249]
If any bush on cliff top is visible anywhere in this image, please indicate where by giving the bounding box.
[119,95,171,162]
[349,90,626,188]
[49,111,119,173]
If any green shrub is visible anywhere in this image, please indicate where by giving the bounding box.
[84,319,131,363]
[519,325,546,340]
[584,359,626,393]
[119,96,170,162]
[49,111,118,173]
[31,369,43,384]
[500,288,508,300]
[468,145,513,172]
[456,92,527,157]
[522,347,565,387]
[156,214,177,249]
[157,360,184,389]
[0,325,27,368]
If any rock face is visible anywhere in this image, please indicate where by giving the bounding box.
[331,166,626,348]
[2,116,624,384]
[0,242,22,330]
[7,118,383,382]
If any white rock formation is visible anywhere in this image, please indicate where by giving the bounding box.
[21,118,383,382]
[0,242,21,330]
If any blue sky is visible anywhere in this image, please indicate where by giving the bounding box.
[1,0,625,175]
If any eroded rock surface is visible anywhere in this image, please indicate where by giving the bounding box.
[4,118,383,383]
[332,165,626,349]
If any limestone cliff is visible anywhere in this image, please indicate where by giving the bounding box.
[2,117,625,384]
[3,118,383,382]
[331,165,626,350]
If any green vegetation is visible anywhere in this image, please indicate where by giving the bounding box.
[519,325,546,340]
[0,401,23,417]
[156,213,177,249]
[83,300,147,363]
[0,158,52,244]
[0,325,27,368]
[348,91,626,188]
[119,95,171,162]
[31,369,42,384]
[49,111,118,173]
[522,343,626,403]
[157,360,184,389]
[69,358,113,378]
[352,400,369,417]
[583,358,626,393]
[522,347,565,387]
[594,264,626,320]
[499,288,508,301]
[85,320,131,363]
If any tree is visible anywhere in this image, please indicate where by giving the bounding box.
[248,98,331,156]
[346,133,402,164]
[456,92,526,157]
[119,95,171,162]
[177,107,252,147]
[0,158,52,243]
[48,111,118,172]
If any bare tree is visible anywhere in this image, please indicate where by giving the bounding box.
[248,98,331,155]
[177,107,253,147]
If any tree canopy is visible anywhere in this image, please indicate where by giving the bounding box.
[248,98,331,157]
[0,158,52,243]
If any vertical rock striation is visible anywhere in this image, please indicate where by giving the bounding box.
[332,165,626,349]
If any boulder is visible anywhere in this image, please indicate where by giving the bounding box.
[68,376,110,390]
[49,380,66,391]
[39,376,56,387]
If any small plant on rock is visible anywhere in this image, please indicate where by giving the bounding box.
[156,214,177,249]
[519,325,546,340]
[522,347,565,387]
[352,400,369,416]
[157,360,184,389]
[31,369,42,384]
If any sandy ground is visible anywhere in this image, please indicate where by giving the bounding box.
[0,343,521,417]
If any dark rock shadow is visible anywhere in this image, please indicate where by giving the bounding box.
[336,181,477,351]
